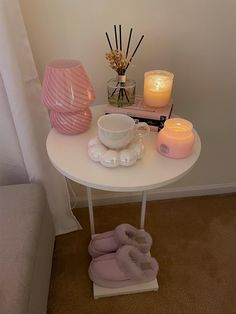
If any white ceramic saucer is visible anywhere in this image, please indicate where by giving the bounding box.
[88,136,145,168]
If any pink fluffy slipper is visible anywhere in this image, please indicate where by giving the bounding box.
[88,245,158,288]
[88,224,152,258]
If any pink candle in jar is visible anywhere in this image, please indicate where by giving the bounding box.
[157,118,195,159]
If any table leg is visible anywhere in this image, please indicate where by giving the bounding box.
[86,187,95,235]
[140,191,147,229]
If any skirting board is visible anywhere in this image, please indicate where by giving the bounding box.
[73,183,236,208]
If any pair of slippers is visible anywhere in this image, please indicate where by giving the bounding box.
[88,224,159,288]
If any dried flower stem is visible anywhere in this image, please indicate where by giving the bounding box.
[105,50,128,75]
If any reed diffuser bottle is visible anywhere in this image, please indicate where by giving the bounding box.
[105,25,144,107]
[107,75,136,107]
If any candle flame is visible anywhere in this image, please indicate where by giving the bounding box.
[154,79,165,91]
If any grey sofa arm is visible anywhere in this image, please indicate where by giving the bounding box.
[0,183,55,314]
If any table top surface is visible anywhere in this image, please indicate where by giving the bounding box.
[46,105,201,192]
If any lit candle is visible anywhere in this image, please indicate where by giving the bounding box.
[156,118,195,159]
[144,70,174,108]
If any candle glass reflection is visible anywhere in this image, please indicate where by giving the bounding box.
[156,118,195,159]
[144,70,174,108]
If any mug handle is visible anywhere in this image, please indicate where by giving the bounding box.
[135,122,150,139]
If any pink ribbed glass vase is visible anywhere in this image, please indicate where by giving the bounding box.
[42,60,95,112]
[50,109,92,135]
[41,59,95,135]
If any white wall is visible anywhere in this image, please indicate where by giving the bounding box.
[19,0,236,201]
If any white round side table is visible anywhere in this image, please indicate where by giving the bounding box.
[46,105,201,235]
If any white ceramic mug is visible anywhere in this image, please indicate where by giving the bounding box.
[97,113,150,149]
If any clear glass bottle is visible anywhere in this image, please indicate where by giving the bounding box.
[107,75,136,107]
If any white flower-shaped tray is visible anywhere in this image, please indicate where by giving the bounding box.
[88,136,145,168]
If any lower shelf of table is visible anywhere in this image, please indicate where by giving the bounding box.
[93,278,158,299]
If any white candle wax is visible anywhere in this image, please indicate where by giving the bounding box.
[144,70,174,108]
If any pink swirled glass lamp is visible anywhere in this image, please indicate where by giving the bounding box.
[41,59,95,134]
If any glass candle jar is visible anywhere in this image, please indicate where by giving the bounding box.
[107,75,136,107]
[144,70,174,108]
[156,118,195,159]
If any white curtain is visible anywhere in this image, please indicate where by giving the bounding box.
[0,0,81,235]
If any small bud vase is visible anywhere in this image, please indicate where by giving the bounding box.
[107,75,136,107]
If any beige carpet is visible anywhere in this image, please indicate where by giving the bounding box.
[48,194,236,314]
